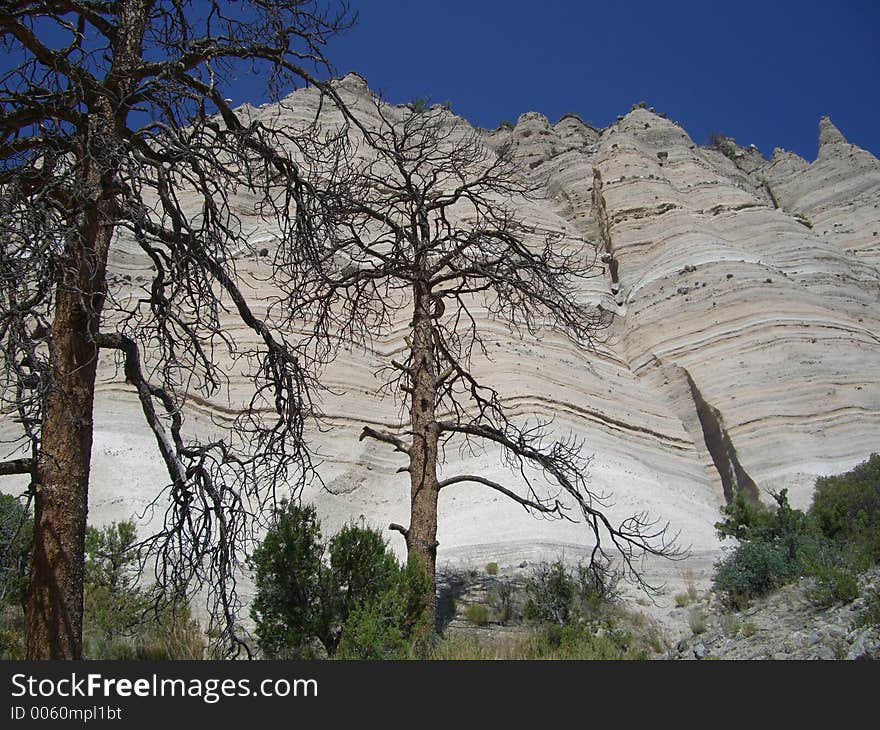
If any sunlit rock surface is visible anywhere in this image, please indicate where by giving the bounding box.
[4,76,879,587]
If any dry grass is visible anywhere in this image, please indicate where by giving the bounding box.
[688,607,708,635]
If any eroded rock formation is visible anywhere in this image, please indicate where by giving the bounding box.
[4,76,878,577]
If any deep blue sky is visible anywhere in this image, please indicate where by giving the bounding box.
[302,0,879,161]
[4,1,876,161]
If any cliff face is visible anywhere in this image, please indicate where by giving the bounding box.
[503,104,880,515]
[7,75,879,570]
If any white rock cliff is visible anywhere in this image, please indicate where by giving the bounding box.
[4,76,879,585]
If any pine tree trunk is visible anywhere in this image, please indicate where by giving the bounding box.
[406,281,440,622]
[26,257,106,657]
[24,0,148,658]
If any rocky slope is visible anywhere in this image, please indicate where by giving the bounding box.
[2,75,879,591]
[435,562,880,660]
[669,567,880,661]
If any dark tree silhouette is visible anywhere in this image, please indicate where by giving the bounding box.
[0,0,353,658]
[285,96,683,620]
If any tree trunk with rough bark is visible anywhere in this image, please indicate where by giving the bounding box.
[24,0,149,659]
[26,216,111,658]
[406,279,441,621]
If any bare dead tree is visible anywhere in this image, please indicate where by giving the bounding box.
[283,96,683,620]
[0,0,354,659]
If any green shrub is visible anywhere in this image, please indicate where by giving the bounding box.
[713,464,880,609]
[327,520,401,630]
[335,556,430,660]
[714,538,795,607]
[674,592,690,608]
[445,596,457,615]
[249,502,428,659]
[430,625,636,661]
[524,558,621,625]
[248,501,327,658]
[488,580,515,625]
[539,622,635,660]
[335,598,408,659]
[853,588,880,629]
[708,132,738,159]
[713,489,824,607]
[82,520,205,660]
[83,521,149,647]
[806,564,859,607]
[133,605,205,660]
[463,603,490,626]
[432,605,658,660]
[485,562,499,576]
[523,560,575,624]
[430,623,635,660]
[741,621,757,638]
[0,494,31,609]
[810,454,880,564]
[498,120,514,130]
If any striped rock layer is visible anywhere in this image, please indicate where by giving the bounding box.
[5,75,879,574]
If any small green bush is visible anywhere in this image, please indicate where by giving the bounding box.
[810,454,880,564]
[806,565,859,607]
[524,560,576,624]
[485,562,499,576]
[741,621,757,638]
[445,596,457,615]
[540,622,636,660]
[82,520,205,660]
[0,494,31,609]
[713,457,880,609]
[488,580,515,625]
[134,605,205,660]
[714,538,795,607]
[336,599,408,659]
[524,558,620,625]
[248,501,326,659]
[335,557,431,660]
[708,132,738,159]
[674,592,690,608]
[714,489,827,607]
[498,120,514,130]
[431,622,636,660]
[250,502,428,659]
[853,588,880,629]
[463,603,490,626]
